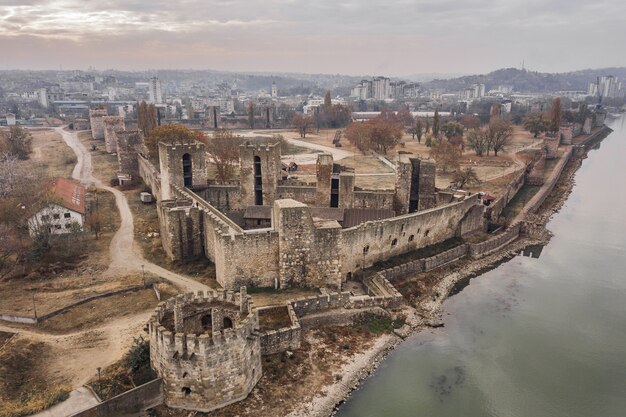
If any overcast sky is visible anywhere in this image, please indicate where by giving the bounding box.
[1,0,625,76]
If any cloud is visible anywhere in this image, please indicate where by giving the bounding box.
[0,0,625,74]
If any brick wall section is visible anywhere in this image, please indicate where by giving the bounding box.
[362,273,403,309]
[423,244,469,270]
[488,168,526,221]
[276,185,318,206]
[290,292,351,316]
[198,185,242,212]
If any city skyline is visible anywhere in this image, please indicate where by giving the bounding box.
[1,0,626,76]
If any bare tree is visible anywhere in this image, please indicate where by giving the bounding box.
[429,140,461,173]
[487,119,514,156]
[453,167,480,188]
[292,113,314,138]
[207,129,241,183]
[466,129,489,156]
[549,97,563,133]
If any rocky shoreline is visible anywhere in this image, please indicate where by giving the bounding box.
[301,129,608,417]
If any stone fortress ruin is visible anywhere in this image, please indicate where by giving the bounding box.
[87,113,491,413]
[149,288,262,412]
[87,107,487,291]
[149,139,485,291]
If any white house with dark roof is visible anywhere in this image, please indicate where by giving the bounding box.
[28,178,86,237]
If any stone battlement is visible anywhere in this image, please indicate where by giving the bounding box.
[149,289,262,413]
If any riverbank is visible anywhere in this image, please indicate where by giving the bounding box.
[301,126,613,417]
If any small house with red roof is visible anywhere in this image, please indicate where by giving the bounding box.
[28,178,86,237]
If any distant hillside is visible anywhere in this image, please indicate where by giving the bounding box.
[422,67,626,93]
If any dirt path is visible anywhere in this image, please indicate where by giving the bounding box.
[0,310,151,387]
[56,128,209,293]
[0,129,213,411]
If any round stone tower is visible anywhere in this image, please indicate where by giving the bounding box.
[148,288,262,412]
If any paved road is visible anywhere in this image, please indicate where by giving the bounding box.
[56,128,209,292]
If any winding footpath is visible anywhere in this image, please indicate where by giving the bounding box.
[56,127,209,292]
[0,128,212,417]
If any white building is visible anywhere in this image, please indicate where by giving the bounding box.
[28,178,85,237]
[372,76,391,100]
[149,77,164,104]
[271,82,278,98]
[5,113,16,126]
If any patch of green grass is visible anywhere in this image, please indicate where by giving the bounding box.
[372,238,463,270]
[246,286,277,294]
[501,184,541,221]
[354,312,405,334]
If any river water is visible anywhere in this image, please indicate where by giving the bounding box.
[336,116,626,417]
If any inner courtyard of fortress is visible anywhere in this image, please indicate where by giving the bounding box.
[89,108,486,292]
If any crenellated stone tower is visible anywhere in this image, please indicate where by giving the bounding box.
[149,289,262,413]
[159,141,207,200]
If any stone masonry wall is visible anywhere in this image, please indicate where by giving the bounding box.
[353,190,395,210]
[340,197,481,275]
[272,199,342,289]
[103,116,125,153]
[116,130,144,183]
[138,155,162,200]
[89,109,107,140]
[259,304,301,355]
[199,185,242,212]
[315,153,333,206]
[239,143,281,207]
[149,291,262,413]
[159,141,207,200]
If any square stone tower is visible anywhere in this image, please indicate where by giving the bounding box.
[207,106,220,129]
[89,109,108,140]
[315,153,334,206]
[272,199,342,289]
[116,130,144,184]
[159,141,207,200]
[103,116,125,153]
[239,142,281,207]
[395,155,436,214]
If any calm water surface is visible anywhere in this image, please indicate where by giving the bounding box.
[336,116,626,417]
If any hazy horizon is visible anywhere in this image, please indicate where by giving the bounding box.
[2,0,625,76]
